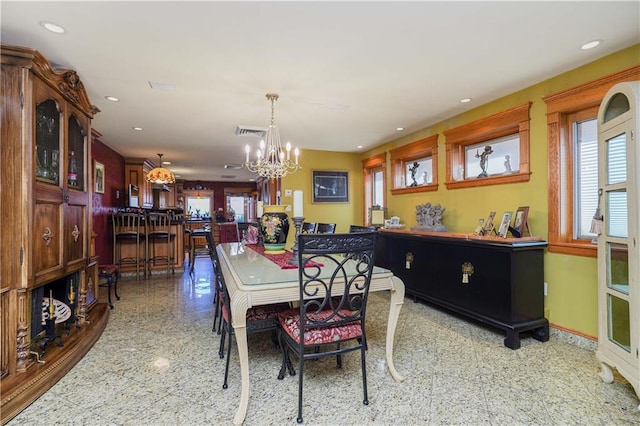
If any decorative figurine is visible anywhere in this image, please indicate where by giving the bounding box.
[411,202,447,232]
[422,171,429,185]
[504,155,512,173]
[476,145,493,178]
[409,161,420,187]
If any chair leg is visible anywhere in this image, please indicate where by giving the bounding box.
[361,345,369,406]
[222,326,232,390]
[219,325,226,359]
[113,270,120,301]
[105,276,114,309]
[212,293,219,333]
[297,353,304,424]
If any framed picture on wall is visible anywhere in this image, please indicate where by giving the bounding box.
[94,160,105,194]
[312,170,349,203]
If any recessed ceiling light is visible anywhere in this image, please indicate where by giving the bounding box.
[356,145,364,149]
[132,127,143,131]
[581,40,602,50]
[459,98,472,103]
[105,96,119,102]
[396,127,405,132]
[162,161,171,165]
[174,174,181,178]
[40,21,66,34]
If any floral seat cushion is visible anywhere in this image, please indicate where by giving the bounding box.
[278,308,363,345]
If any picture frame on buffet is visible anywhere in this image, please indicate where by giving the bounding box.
[512,206,530,237]
[482,211,496,235]
[498,211,513,238]
[473,218,485,235]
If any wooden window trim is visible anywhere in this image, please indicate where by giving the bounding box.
[444,103,531,190]
[362,152,387,224]
[543,65,640,257]
[389,135,438,195]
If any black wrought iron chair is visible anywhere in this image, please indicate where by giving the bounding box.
[316,222,337,234]
[216,248,290,390]
[276,232,378,423]
[237,221,259,243]
[301,222,317,233]
[206,230,224,335]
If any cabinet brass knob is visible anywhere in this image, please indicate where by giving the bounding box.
[405,252,414,269]
[42,227,53,246]
[461,262,474,284]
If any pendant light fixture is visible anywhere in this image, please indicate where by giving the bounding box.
[146,153,176,184]
[243,93,301,179]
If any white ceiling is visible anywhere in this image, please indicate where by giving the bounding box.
[2,1,639,182]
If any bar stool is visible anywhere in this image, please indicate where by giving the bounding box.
[112,211,146,279]
[146,212,175,276]
[189,225,211,274]
[99,264,120,309]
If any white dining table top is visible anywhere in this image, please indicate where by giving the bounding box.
[218,242,392,287]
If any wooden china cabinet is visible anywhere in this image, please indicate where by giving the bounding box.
[0,44,109,423]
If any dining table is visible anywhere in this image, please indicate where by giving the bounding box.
[216,242,406,425]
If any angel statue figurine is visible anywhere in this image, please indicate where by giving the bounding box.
[476,145,493,178]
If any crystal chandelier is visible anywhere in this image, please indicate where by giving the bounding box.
[243,93,301,179]
[146,153,176,184]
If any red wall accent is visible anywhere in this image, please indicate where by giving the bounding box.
[91,132,125,264]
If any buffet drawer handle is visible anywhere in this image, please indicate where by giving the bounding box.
[405,252,414,269]
[461,262,474,284]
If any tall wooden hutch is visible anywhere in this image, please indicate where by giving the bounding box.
[1,44,110,423]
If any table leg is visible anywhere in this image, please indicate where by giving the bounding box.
[232,307,249,425]
[386,276,405,382]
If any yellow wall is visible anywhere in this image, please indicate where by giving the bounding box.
[281,149,364,246]
[360,44,640,339]
[277,45,638,338]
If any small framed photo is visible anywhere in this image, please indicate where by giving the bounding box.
[312,170,349,203]
[512,206,530,237]
[482,211,496,234]
[473,218,484,235]
[498,211,513,238]
[368,205,386,226]
[94,160,105,194]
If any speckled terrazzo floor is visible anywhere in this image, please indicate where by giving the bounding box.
[7,257,640,426]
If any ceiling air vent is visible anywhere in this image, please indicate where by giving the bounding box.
[220,174,236,179]
[235,125,267,138]
[224,164,242,169]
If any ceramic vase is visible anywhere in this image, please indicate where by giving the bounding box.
[259,205,290,254]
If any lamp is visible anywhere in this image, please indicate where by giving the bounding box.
[146,153,176,184]
[243,93,301,179]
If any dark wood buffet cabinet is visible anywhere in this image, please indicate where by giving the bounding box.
[376,229,549,349]
[1,44,109,424]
